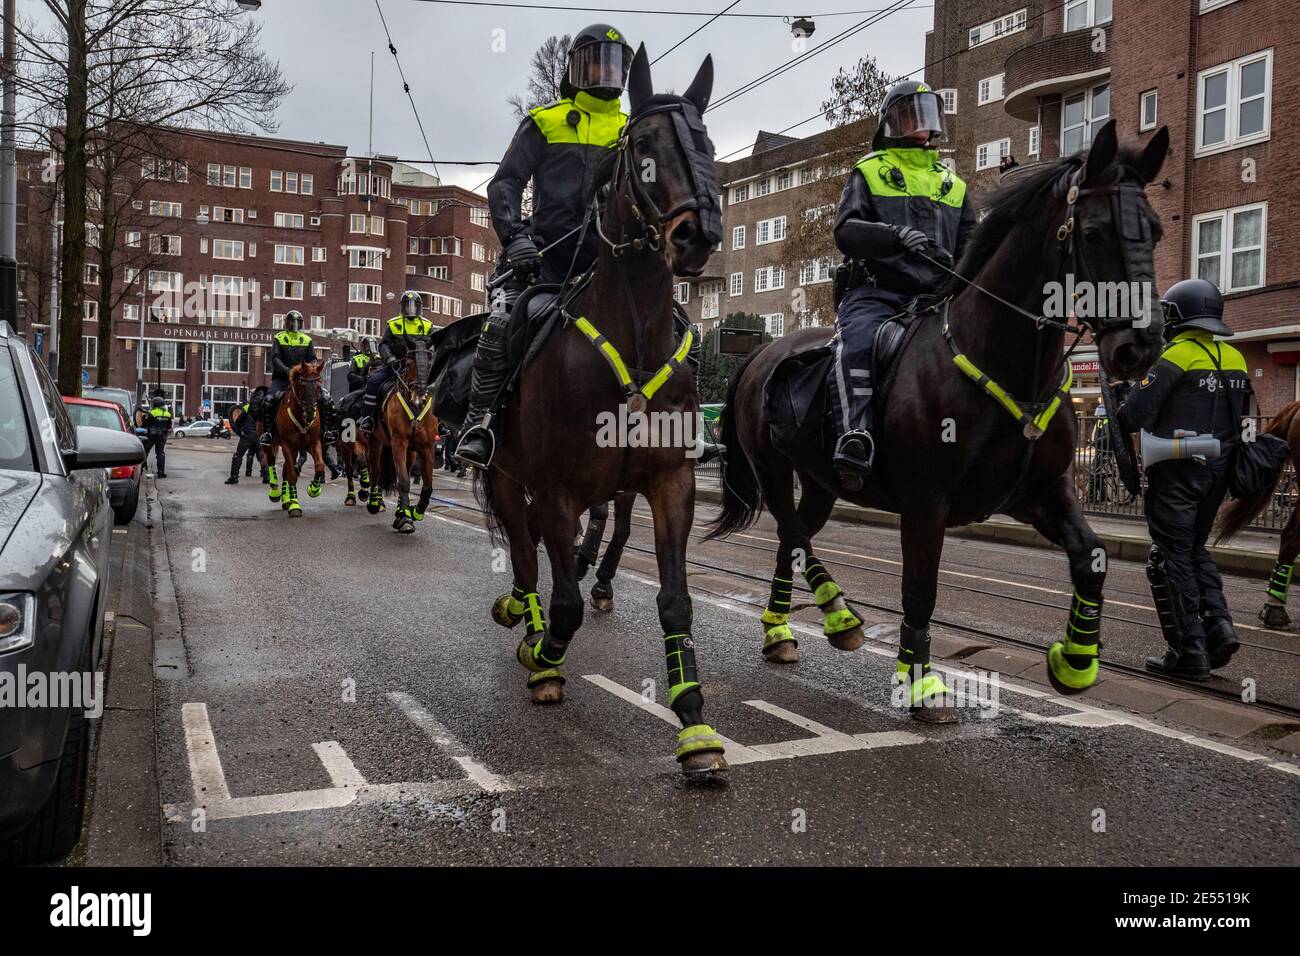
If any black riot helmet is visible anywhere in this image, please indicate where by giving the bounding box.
[399,291,423,319]
[361,337,377,356]
[565,24,633,101]
[1160,278,1232,339]
[871,80,946,152]
[283,309,305,332]
[151,395,164,409]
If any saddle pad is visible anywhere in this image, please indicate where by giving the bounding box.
[763,335,836,462]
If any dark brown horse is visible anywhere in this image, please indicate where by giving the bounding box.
[711,121,1170,717]
[366,344,437,533]
[479,46,725,775]
[1216,399,1300,627]
[264,361,326,517]
[576,493,637,611]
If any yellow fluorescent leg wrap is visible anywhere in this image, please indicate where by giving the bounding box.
[761,609,796,651]
[895,662,951,706]
[675,724,725,761]
[823,605,863,636]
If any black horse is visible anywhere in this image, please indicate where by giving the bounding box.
[711,121,1170,717]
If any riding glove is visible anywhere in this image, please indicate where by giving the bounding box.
[505,234,542,279]
[894,225,930,255]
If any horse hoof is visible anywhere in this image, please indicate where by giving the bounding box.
[344,495,356,507]
[288,506,303,518]
[1259,604,1290,629]
[396,520,415,534]
[281,500,290,511]
[680,750,729,777]
[367,502,381,515]
[307,484,322,498]
[590,595,613,612]
[910,702,959,724]
[491,594,523,629]
[762,640,799,664]
[528,678,565,705]
[828,625,865,651]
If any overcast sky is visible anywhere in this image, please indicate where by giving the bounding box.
[239,0,932,192]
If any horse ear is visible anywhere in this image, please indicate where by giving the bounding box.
[684,54,713,113]
[1085,119,1118,180]
[628,43,652,114]
[1137,125,1170,183]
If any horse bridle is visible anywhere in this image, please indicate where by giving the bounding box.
[287,367,319,434]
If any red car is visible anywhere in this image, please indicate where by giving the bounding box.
[62,396,142,524]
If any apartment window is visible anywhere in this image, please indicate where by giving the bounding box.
[408,237,420,255]
[762,313,785,337]
[939,89,957,114]
[248,242,257,258]
[312,246,326,262]
[799,258,833,285]
[1197,50,1272,155]
[775,170,793,191]
[145,235,177,257]
[311,281,326,297]
[213,206,244,224]
[270,170,283,192]
[221,164,237,188]
[471,273,485,292]
[756,216,786,245]
[83,301,98,322]
[212,239,244,260]
[274,279,304,300]
[978,74,1004,105]
[472,242,486,262]
[286,172,298,194]
[350,213,367,233]
[144,342,186,370]
[150,200,181,217]
[275,244,305,266]
[803,203,835,223]
[206,343,250,374]
[428,266,449,280]
[968,8,1027,47]
[1193,203,1266,293]
[209,274,245,298]
[274,212,304,229]
[126,230,141,248]
[207,163,220,186]
[976,138,1011,171]
[436,237,461,256]
[1062,82,1110,156]
[730,272,743,297]
[1029,126,1041,156]
[349,317,382,339]
[470,207,490,227]
[674,282,690,305]
[732,225,746,250]
[754,178,771,198]
[301,174,313,195]
[754,266,785,293]
[1140,90,1159,131]
[370,216,384,236]
[349,283,381,303]
[85,263,99,285]
[82,336,97,367]
[125,268,139,286]
[348,248,384,269]
[1065,0,1112,32]
[731,184,749,204]
[800,166,822,185]
[239,167,252,189]
[148,270,183,293]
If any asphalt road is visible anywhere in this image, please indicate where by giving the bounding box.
[142,443,1299,865]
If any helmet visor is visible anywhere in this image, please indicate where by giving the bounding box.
[401,295,421,318]
[882,93,945,143]
[569,41,630,94]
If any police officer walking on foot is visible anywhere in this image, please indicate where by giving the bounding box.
[829,81,976,491]
[1117,279,1247,678]
[225,400,261,484]
[455,23,633,469]
[144,394,173,477]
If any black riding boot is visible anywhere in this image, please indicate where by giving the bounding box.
[456,320,510,469]
[833,428,875,491]
[1204,616,1240,670]
[1145,593,1211,679]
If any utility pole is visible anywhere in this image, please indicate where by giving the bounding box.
[1,0,19,331]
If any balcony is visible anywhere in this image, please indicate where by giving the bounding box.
[1003,25,1110,121]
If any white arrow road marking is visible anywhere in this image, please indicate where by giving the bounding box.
[388,691,512,793]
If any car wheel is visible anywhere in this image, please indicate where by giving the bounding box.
[113,483,140,525]
[0,629,93,865]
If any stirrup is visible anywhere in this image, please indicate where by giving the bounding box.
[833,430,875,484]
[455,422,495,468]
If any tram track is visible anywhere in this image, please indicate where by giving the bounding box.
[428,489,1300,723]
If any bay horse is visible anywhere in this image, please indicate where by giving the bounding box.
[1215,399,1300,627]
[264,361,326,517]
[711,120,1170,717]
[477,46,725,775]
[576,493,637,611]
[365,344,437,533]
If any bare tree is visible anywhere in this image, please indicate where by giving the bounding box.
[507,33,571,121]
[14,0,290,393]
[821,55,900,126]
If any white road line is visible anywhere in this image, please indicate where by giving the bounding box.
[181,702,231,801]
[313,741,368,789]
[388,691,511,792]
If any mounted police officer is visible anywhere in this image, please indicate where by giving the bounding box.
[143,394,173,477]
[262,310,336,446]
[348,337,377,394]
[1116,278,1248,678]
[830,81,977,490]
[358,291,434,431]
[455,23,633,469]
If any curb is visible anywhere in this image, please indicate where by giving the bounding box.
[694,484,1277,576]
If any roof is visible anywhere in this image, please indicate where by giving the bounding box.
[753,130,800,154]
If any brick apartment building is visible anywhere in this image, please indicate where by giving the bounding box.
[926,0,1299,414]
[16,128,499,417]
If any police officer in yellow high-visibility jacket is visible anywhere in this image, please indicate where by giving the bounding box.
[143,395,172,477]
[456,23,633,469]
[1117,279,1249,678]
[358,292,434,430]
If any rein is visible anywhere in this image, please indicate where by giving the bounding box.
[286,371,319,434]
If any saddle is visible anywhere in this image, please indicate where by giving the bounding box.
[764,298,935,463]
[430,285,565,429]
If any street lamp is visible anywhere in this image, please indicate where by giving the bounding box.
[235,1,262,11]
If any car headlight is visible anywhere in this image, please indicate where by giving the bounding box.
[0,593,35,654]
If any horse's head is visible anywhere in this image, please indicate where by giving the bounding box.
[1064,120,1170,382]
[290,360,321,422]
[614,45,722,277]
[401,345,432,405]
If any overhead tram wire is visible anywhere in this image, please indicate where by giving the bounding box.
[374,0,442,180]
[406,1,933,17]
[705,0,920,115]
[652,0,746,65]
[710,0,1064,162]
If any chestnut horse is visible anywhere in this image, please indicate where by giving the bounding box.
[265,361,326,517]
[365,344,438,533]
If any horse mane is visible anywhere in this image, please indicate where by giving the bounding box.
[590,148,619,202]
[942,144,1150,298]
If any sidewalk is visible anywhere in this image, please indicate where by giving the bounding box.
[694,479,1281,576]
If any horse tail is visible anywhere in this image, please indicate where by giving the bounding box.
[705,349,765,540]
[1215,400,1300,543]
[472,468,507,546]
